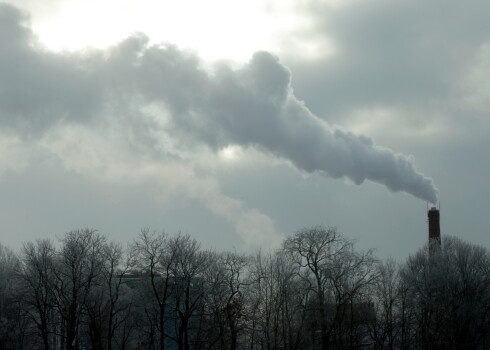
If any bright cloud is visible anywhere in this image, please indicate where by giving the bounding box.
[10,0,331,62]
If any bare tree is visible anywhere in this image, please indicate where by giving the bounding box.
[220,251,249,350]
[51,229,106,350]
[104,242,136,350]
[167,233,210,350]
[283,226,377,350]
[199,252,228,350]
[202,251,249,350]
[247,250,309,350]
[19,240,57,350]
[132,229,177,350]
[400,236,490,350]
[84,240,135,350]
[368,259,400,350]
[327,244,378,348]
[12,224,490,350]
[283,226,349,350]
[0,242,24,350]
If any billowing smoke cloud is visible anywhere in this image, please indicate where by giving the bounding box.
[0,4,438,203]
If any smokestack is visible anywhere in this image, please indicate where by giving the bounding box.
[428,206,441,255]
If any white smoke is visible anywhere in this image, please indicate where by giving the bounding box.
[122,42,439,203]
[0,5,438,203]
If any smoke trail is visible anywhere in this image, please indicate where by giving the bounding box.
[0,5,438,203]
[129,47,438,203]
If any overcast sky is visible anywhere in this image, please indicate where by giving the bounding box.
[1,0,489,259]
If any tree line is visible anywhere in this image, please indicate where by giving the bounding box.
[1,226,490,350]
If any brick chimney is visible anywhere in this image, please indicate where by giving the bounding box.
[428,207,441,255]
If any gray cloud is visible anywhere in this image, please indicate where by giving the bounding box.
[0,5,101,135]
[286,0,490,126]
[0,3,437,203]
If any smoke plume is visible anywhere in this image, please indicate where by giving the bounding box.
[0,4,438,203]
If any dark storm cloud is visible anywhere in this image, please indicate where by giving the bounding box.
[0,3,438,203]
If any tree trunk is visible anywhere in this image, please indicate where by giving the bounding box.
[160,305,165,350]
